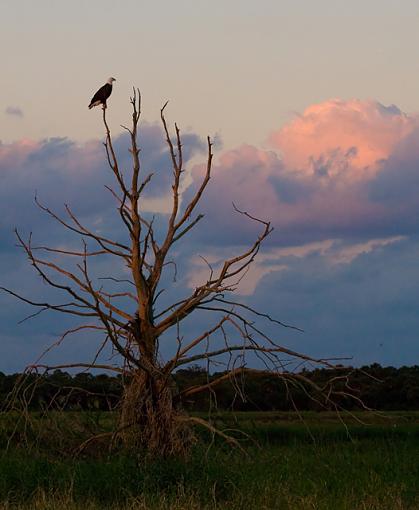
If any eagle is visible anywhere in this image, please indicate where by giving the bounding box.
[88,77,116,109]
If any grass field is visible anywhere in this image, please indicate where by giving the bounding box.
[0,411,418,509]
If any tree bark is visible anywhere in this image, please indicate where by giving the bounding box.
[119,367,190,456]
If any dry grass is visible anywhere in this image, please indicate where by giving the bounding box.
[0,488,416,510]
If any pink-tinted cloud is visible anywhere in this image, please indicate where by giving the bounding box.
[270,99,418,180]
[186,99,419,246]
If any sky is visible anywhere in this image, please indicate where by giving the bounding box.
[1,1,419,372]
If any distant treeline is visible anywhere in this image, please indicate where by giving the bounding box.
[1,364,418,412]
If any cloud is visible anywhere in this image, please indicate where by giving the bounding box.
[269,99,417,180]
[0,137,108,239]
[2,98,419,371]
[185,236,405,296]
[0,126,204,240]
[5,106,24,118]
[185,99,419,246]
[247,236,419,366]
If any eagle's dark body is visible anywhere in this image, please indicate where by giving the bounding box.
[88,78,116,109]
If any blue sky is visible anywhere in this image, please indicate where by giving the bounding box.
[1,1,419,372]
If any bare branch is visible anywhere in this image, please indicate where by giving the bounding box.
[209,296,304,332]
[174,344,293,369]
[179,367,259,398]
[164,317,229,373]
[175,136,212,230]
[31,246,108,257]
[0,287,96,318]
[172,214,204,243]
[34,196,130,254]
[102,106,130,197]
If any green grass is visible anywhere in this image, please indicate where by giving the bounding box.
[0,411,418,509]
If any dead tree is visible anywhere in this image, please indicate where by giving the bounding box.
[1,91,351,456]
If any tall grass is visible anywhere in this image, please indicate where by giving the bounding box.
[0,413,418,509]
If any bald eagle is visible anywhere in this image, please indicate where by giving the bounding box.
[88,77,116,109]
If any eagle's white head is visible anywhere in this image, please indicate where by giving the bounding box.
[107,77,116,84]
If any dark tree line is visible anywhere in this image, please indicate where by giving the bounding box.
[1,364,418,413]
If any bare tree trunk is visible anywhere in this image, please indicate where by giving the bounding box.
[119,368,189,456]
